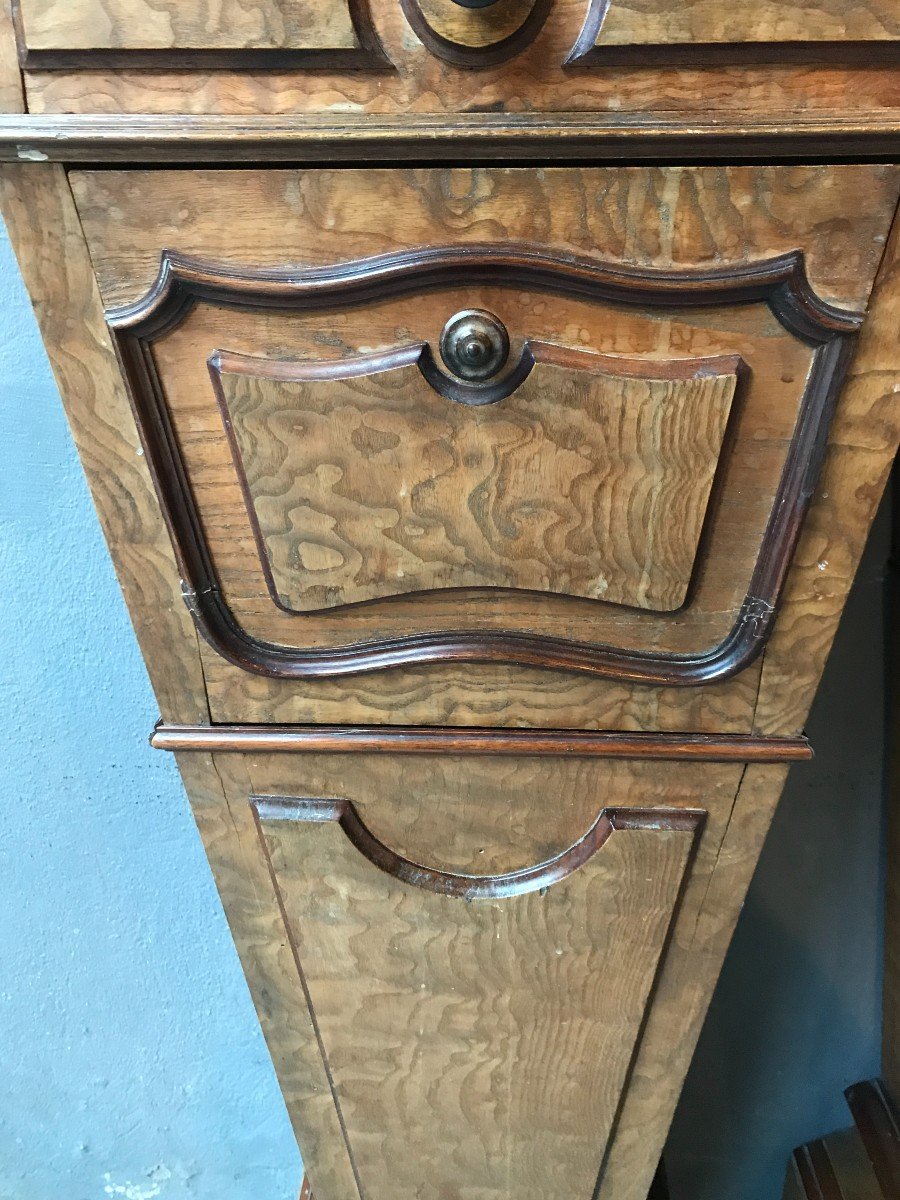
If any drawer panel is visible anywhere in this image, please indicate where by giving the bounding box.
[17,0,368,55]
[16,1,900,118]
[214,343,739,615]
[187,747,748,1200]
[571,0,899,61]
[68,165,900,723]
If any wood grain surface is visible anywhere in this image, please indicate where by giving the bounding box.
[256,798,701,1200]
[17,0,361,51]
[174,751,362,1200]
[573,0,899,55]
[0,165,209,723]
[215,345,738,615]
[174,747,758,1200]
[63,163,900,726]
[70,166,898,313]
[18,0,900,116]
[754,198,900,736]
[0,1,22,114]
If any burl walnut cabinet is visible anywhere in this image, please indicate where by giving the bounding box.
[1,3,899,1198]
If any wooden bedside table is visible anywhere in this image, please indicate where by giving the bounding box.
[1,4,898,1198]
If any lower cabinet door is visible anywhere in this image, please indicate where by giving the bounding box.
[179,749,762,1200]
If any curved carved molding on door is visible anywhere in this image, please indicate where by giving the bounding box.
[399,0,553,65]
[108,243,861,685]
[251,794,706,898]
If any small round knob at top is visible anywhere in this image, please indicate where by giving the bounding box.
[450,0,502,7]
[440,310,510,382]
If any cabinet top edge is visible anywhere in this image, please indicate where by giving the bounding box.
[0,112,898,165]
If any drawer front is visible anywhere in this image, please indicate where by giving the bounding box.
[16,1,900,118]
[69,165,900,724]
[187,747,749,1200]
[16,0,377,57]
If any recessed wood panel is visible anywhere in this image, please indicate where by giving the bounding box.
[215,345,739,614]
[17,0,360,50]
[571,0,899,62]
[254,794,703,1200]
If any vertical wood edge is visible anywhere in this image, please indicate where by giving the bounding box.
[754,187,900,736]
[0,161,210,722]
[0,0,23,114]
[597,762,790,1200]
[173,750,360,1200]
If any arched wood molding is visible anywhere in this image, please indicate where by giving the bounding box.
[251,794,706,899]
[14,0,393,72]
[109,243,860,684]
[399,0,553,67]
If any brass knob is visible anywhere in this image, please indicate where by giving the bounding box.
[440,310,510,382]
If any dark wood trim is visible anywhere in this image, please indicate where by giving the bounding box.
[251,795,706,898]
[298,1179,313,1200]
[845,1079,900,1197]
[565,0,900,68]
[398,0,552,67]
[15,0,391,73]
[1,113,899,165]
[111,244,857,684]
[792,1141,847,1200]
[151,722,814,761]
[210,342,744,618]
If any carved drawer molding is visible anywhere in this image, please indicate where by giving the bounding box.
[110,242,859,684]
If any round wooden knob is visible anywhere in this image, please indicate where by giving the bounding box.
[440,310,510,382]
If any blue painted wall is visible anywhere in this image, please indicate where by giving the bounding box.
[0,223,301,1197]
[0,209,886,1200]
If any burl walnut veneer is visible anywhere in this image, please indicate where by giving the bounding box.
[1,4,898,1198]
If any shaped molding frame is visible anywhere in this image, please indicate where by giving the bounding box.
[251,794,706,899]
[108,242,861,684]
[565,0,900,67]
[14,0,392,72]
[399,0,553,66]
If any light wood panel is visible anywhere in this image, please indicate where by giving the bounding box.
[70,166,899,313]
[18,0,900,116]
[0,164,209,723]
[575,0,899,53]
[755,200,900,736]
[256,799,700,1200]
[17,0,360,51]
[171,747,777,1200]
[0,1,22,113]
[216,345,739,614]
[64,164,899,725]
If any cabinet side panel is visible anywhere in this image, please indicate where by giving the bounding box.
[598,762,790,1200]
[0,163,209,722]
[755,200,900,736]
[174,751,361,1200]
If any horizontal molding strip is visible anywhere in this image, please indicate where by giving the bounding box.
[151,722,813,761]
[1,113,898,164]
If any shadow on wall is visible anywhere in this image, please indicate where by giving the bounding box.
[665,488,890,1200]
